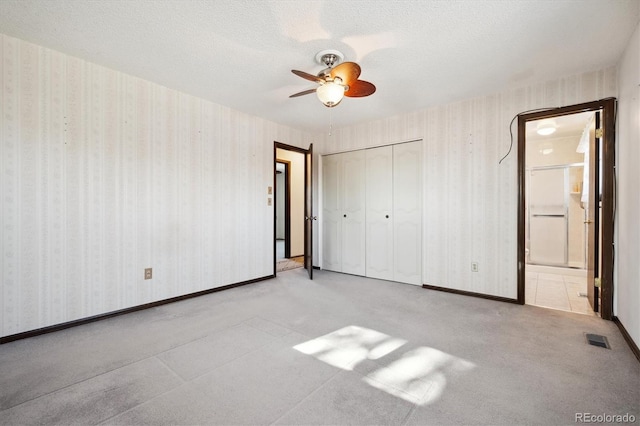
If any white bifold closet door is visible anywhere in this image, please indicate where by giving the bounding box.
[322,150,366,275]
[366,146,394,280]
[323,141,421,284]
[392,141,422,285]
[341,151,367,275]
[365,141,422,285]
[322,154,342,272]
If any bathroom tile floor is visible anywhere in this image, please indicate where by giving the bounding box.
[525,271,595,315]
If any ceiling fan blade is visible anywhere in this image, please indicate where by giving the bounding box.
[344,80,376,97]
[291,69,323,83]
[289,88,317,98]
[330,62,361,85]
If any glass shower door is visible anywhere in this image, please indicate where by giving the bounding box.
[528,167,567,266]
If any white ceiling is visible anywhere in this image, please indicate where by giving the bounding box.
[0,0,638,133]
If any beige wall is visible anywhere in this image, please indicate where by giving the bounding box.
[0,33,314,338]
[2,27,635,343]
[317,67,617,299]
[276,148,305,257]
[615,21,640,348]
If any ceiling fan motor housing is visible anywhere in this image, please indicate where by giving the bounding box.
[315,49,344,76]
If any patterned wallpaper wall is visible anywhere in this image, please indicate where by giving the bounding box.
[0,30,621,337]
[318,67,617,299]
[0,34,314,337]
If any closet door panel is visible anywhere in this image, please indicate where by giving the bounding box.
[366,146,394,280]
[393,141,422,285]
[341,150,366,275]
[322,154,342,272]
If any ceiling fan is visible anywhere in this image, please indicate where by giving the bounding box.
[289,50,376,108]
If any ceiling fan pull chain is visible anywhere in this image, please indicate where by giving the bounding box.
[329,107,333,137]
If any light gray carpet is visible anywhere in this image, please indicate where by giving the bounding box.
[1,269,638,425]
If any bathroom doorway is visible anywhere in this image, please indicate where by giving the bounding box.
[517,99,616,319]
[524,111,595,314]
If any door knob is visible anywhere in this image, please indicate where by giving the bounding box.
[344,214,347,218]
[584,220,593,224]
[385,215,389,218]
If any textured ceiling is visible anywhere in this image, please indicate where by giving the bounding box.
[0,0,638,133]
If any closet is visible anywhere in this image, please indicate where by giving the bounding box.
[322,140,422,285]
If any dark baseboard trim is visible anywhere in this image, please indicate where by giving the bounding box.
[0,274,275,345]
[422,284,519,304]
[313,266,320,270]
[612,316,640,363]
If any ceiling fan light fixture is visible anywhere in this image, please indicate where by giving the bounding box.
[290,50,375,106]
[536,119,557,136]
[317,80,345,107]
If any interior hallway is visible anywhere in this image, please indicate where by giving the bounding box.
[275,239,304,272]
[1,269,638,425]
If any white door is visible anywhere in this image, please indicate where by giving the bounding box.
[341,150,367,275]
[322,154,342,272]
[366,146,394,280]
[393,141,422,285]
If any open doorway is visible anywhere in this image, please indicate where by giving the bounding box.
[517,99,616,320]
[275,160,291,261]
[524,111,595,314]
[274,142,314,277]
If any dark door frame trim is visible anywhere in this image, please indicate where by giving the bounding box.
[304,143,314,279]
[517,98,616,320]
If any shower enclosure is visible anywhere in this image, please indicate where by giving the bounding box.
[527,164,586,268]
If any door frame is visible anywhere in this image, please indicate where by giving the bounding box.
[304,143,314,279]
[274,141,314,278]
[517,98,616,319]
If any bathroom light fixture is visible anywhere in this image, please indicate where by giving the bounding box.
[316,78,346,107]
[536,119,557,136]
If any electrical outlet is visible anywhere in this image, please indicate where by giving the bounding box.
[471,262,479,272]
[144,268,152,280]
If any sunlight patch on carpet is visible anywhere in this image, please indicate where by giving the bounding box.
[294,325,475,405]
